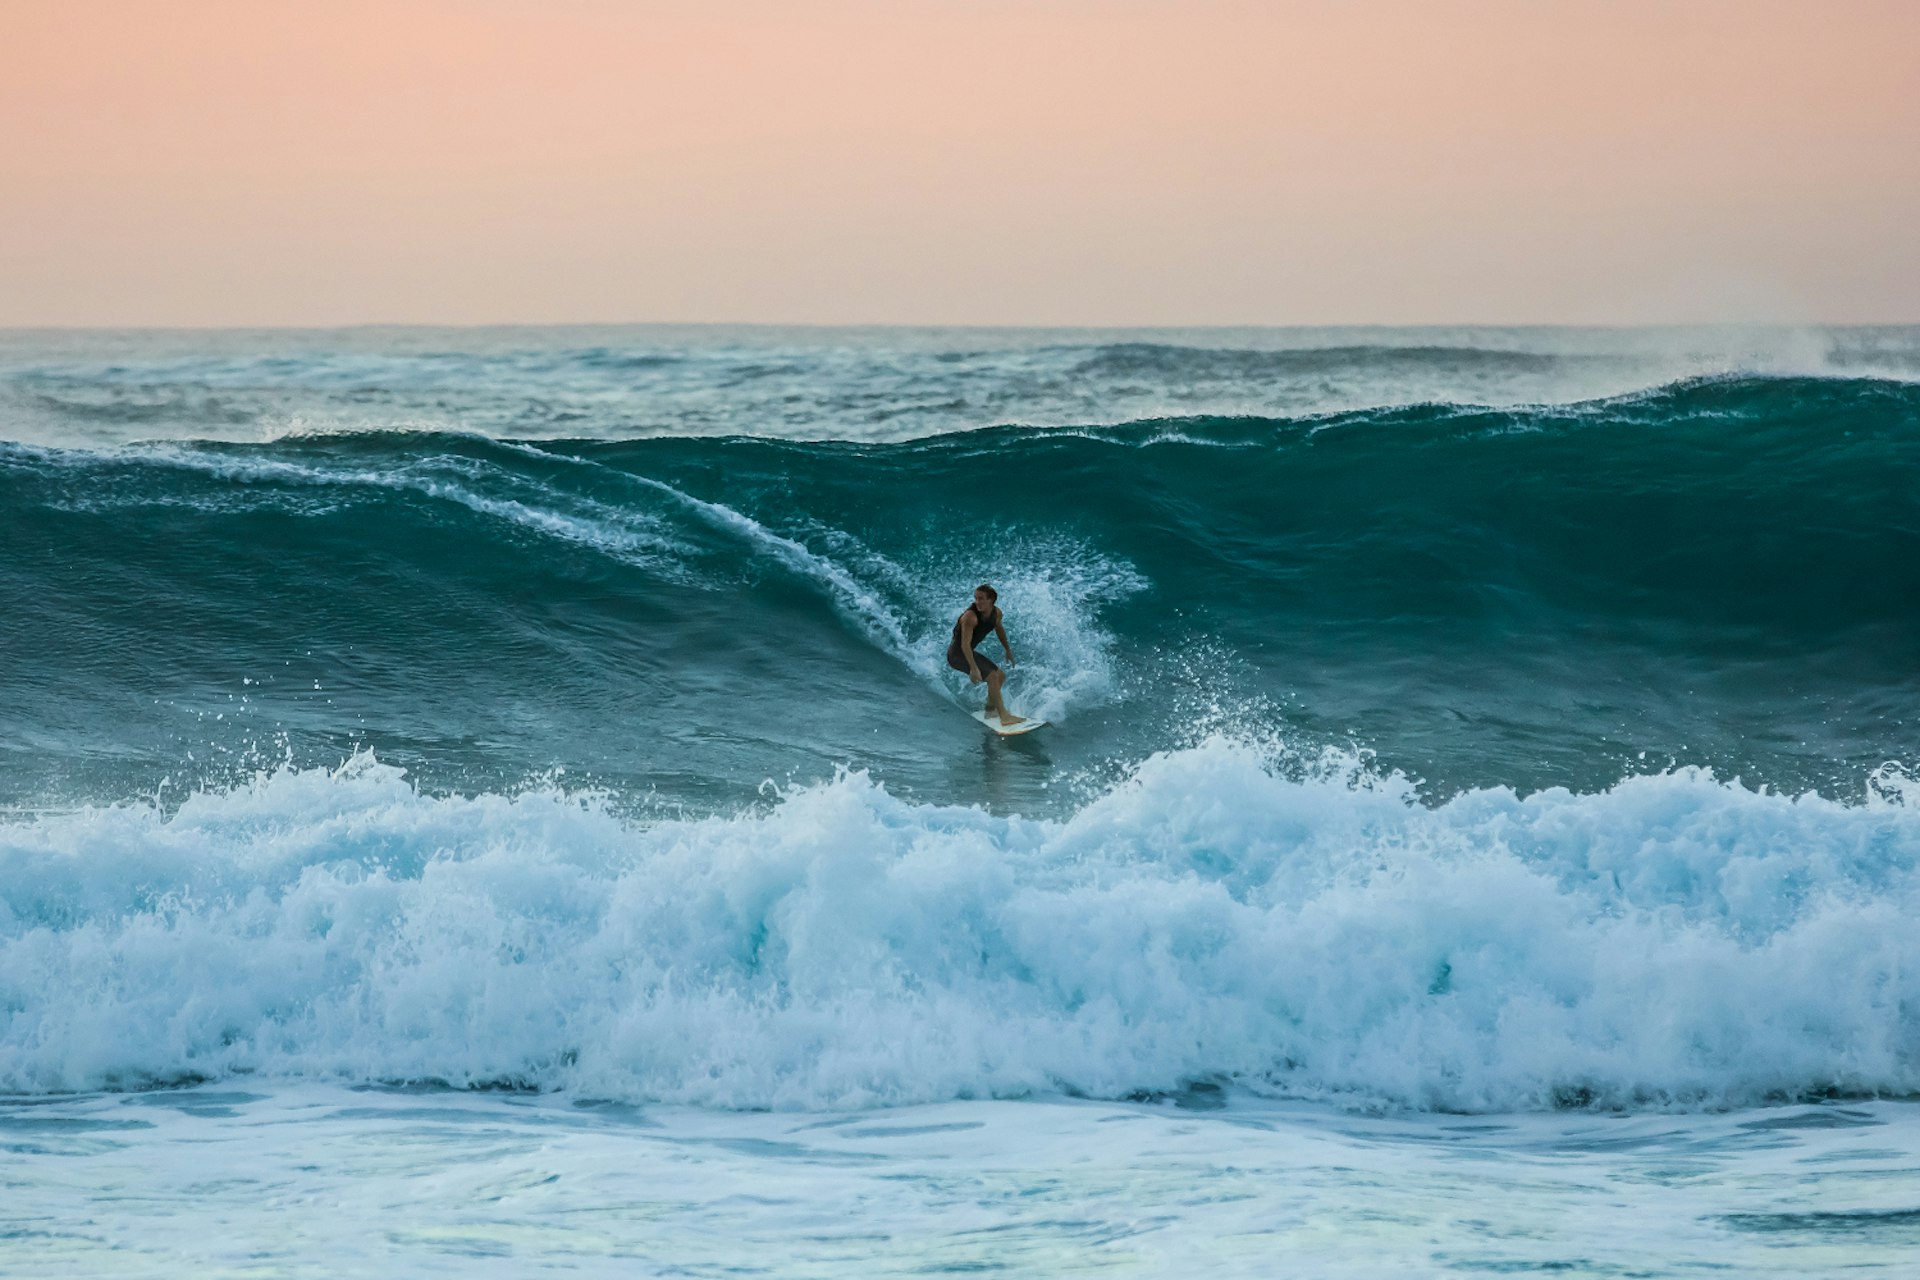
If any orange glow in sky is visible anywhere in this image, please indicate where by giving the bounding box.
[2,0,1916,325]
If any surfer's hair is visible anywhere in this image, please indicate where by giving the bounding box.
[975,584,998,601]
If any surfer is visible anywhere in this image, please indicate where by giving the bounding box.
[948,584,1025,726]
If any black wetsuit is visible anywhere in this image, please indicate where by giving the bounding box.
[947,605,1000,678]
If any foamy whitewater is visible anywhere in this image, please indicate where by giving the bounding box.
[5,326,1920,1276]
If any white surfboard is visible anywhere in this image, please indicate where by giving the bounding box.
[972,710,1048,737]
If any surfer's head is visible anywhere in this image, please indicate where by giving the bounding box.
[974,584,997,612]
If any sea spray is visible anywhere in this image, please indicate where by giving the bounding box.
[5,739,1916,1110]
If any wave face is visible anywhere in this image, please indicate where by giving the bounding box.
[5,327,1920,1112]
[4,373,1919,807]
[4,741,1918,1110]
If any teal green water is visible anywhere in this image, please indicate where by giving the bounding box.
[5,371,1917,811]
[8,334,1920,1280]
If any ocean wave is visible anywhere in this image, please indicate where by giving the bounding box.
[3,738,1916,1111]
[11,328,1917,449]
[1068,341,1571,380]
[5,372,1918,806]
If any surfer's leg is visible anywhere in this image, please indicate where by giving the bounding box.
[972,654,1001,701]
[985,669,1024,725]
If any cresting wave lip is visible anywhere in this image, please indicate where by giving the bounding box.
[2,737,1917,1112]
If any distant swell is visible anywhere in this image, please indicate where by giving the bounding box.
[1068,341,1569,378]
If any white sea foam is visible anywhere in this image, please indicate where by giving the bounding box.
[4,739,1916,1111]
[31,441,695,572]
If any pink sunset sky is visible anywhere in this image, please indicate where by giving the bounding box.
[3,0,1915,327]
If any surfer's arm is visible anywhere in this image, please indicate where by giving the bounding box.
[960,614,983,681]
[993,614,1015,666]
